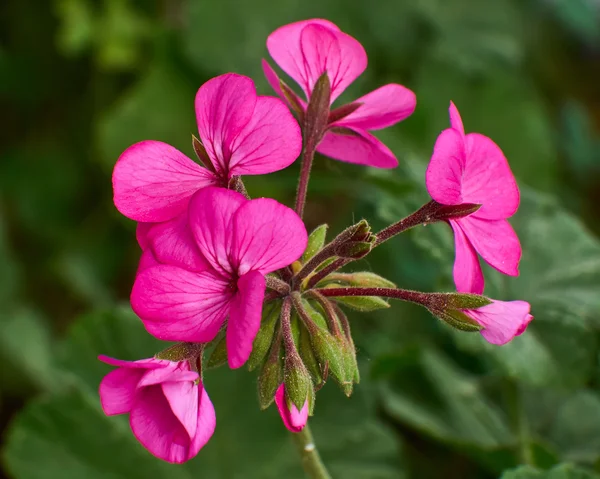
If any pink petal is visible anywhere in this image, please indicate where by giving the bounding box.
[99,367,146,416]
[458,216,521,277]
[317,128,398,169]
[98,355,166,369]
[129,385,193,463]
[448,101,465,136]
[262,59,307,111]
[335,84,416,131]
[299,23,367,103]
[136,223,152,250]
[136,248,160,275]
[464,300,533,345]
[131,265,232,342]
[227,95,302,176]
[188,384,216,458]
[462,133,519,219]
[449,220,485,294]
[275,384,308,433]
[113,141,217,223]
[162,381,198,440]
[266,19,341,99]
[188,187,247,275]
[425,128,466,205]
[138,364,198,388]
[194,74,257,176]
[226,271,266,369]
[146,213,209,272]
[231,198,308,276]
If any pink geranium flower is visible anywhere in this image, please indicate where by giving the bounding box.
[131,187,308,369]
[263,19,416,169]
[113,73,302,268]
[275,383,308,433]
[98,355,215,463]
[426,102,521,294]
[463,300,533,345]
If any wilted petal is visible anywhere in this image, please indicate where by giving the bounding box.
[317,128,398,169]
[336,84,416,130]
[162,381,198,440]
[189,187,246,275]
[131,265,232,342]
[458,216,521,277]
[195,74,257,175]
[449,220,484,294]
[130,386,193,463]
[448,101,465,136]
[113,141,217,222]
[300,23,367,103]
[227,96,302,176]
[231,198,307,276]
[275,384,308,433]
[462,133,519,219]
[227,271,266,369]
[425,128,466,205]
[266,19,341,99]
[464,300,533,345]
[146,213,209,272]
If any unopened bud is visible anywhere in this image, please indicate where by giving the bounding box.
[321,272,396,289]
[284,353,314,411]
[257,338,283,410]
[205,337,227,369]
[302,224,328,262]
[309,327,349,394]
[247,301,282,371]
[334,240,373,259]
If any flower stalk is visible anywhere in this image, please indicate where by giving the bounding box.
[290,424,332,479]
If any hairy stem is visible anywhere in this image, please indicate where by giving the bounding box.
[305,258,349,289]
[315,287,430,306]
[291,424,332,479]
[374,200,438,246]
[265,275,291,295]
[295,147,315,219]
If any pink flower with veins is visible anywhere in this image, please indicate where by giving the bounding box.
[98,355,215,463]
[263,19,416,169]
[113,73,302,268]
[131,187,308,369]
[426,102,521,294]
[463,300,533,345]
[275,384,308,433]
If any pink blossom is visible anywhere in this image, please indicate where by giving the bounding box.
[426,102,521,294]
[113,73,302,268]
[263,19,416,169]
[275,383,308,433]
[98,355,215,463]
[463,300,533,345]
[131,187,308,369]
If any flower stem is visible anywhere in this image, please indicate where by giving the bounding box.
[314,287,430,306]
[374,200,438,246]
[305,258,349,289]
[295,147,315,219]
[265,275,291,295]
[290,424,332,479]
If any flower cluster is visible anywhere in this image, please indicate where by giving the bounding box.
[99,18,532,465]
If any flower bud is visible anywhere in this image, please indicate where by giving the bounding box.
[309,327,350,395]
[298,323,323,390]
[257,337,283,410]
[247,301,282,371]
[320,271,396,289]
[284,352,314,412]
[302,224,328,262]
[334,240,373,260]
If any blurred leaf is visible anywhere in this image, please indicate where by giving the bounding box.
[501,463,600,478]
[4,305,405,478]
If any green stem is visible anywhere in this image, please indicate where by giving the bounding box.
[290,424,332,479]
[506,380,534,466]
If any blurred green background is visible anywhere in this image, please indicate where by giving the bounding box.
[1,0,600,478]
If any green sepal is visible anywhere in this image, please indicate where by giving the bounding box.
[154,342,202,362]
[320,272,396,289]
[438,309,484,332]
[298,322,322,390]
[315,257,338,272]
[334,240,373,260]
[303,72,331,147]
[309,327,347,393]
[445,293,493,310]
[247,301,281,371]
[333,295,390,312]
[302,224,328,262]
[284,355,312,411]
[205,336,228,369]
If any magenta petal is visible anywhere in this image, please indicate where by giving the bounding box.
[227,271,266,369]
[136,222,152,250]
[449,220,485,294]
[113,141,217,223]
[464,300,533,345]
[146,213,209,272]
[317,128,398,169]
[98,355,166,369]
[300,24,367,103]
[188,187,247,275]
[231,198,308,276]
[161,381,198,440]
[188,384,216,457]
[458,216,521,277]
[448,101,465,136]
[227,95,302,176]
[266,19,341,99]
[99,367,146,416]
[138,366,198,388]
[261,59,307,110]
[275,384,308,433]
[337,84,416,130]
[136,248,160,275]
[425,128,466,205]
[130,386,193,463]
[131,265,232,342]
[462,133,520,219]
[194,74,257,175]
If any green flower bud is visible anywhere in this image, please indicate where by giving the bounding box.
[322,272,396,289]
[284,354,313,411]
[333,295,390,312]
[302,224,328,262]
[257,338,283,410]
[247,301,281,371]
